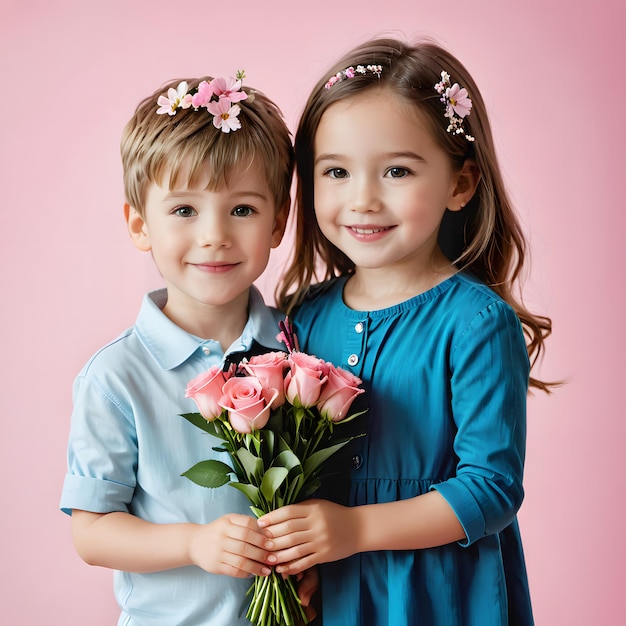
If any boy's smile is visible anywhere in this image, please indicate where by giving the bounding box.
[126,159,287,340]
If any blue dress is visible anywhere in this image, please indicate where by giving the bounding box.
[293,273,534,626]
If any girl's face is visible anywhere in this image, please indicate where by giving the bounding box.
[313,88,470,285]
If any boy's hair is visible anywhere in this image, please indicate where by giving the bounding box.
[121,76,294,215]
[276,37,553,391]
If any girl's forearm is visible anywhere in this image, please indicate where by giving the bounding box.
[352,491,465,552]
[72,509,195,573]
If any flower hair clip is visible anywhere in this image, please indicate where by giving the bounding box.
[325,64,383,89]
[434,71,475,142]
[156,70,251,134]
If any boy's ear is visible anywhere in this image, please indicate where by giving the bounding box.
[270,200,290,249]
[124,203,152,252]
[449,159,481,212]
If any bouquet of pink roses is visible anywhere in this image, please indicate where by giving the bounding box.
[181,320,365,626]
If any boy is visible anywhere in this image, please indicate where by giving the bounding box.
[60,74,294,624]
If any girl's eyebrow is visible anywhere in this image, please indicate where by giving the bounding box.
[386,151,427,162]
[315,151,427,165]
[314,153,343,165]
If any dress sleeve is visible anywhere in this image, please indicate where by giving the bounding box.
[59,373,137,515]
[431,300,530,546]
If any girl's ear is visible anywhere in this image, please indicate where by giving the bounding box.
[270,200,290,249]
[124,203,152,252]
[449,159,481,212]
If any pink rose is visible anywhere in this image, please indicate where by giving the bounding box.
[242,352,288,408]
[185,365,227,421]
[318,364,364,422]
[285,352,328,408]
[219,376,278,434]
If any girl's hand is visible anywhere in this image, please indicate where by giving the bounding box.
[189,513,275,578]
[258,499,358,575]
[295,567,320,621]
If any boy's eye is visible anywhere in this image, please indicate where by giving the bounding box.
[386,167,409,178]
[325,167,349,179]
[232,205,255,217]
[173,205,196,218]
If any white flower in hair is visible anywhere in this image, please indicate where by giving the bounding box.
[434,70,475,142]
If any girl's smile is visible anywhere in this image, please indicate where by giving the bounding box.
[346,224,396,241]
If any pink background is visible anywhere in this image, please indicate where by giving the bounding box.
[2,0,623,623]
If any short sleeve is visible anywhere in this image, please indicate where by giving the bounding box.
[431,301,530,546]
[59,374,137,515]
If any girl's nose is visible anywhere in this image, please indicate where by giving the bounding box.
[351,178,382,213]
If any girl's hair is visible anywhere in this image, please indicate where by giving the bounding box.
[121,76,294,216]
[276,37,553,392]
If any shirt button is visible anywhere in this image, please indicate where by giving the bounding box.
[351,455,362,469]
[202,347,211,355]
[347,354,359,366]
[355,322,364,333]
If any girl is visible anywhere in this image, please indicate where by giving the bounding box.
[259,37,553,625]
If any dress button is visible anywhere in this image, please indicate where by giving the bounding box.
[354,322,364,333]
[202,347,211,355]
[351,455,362,469]
[347,354,359,366]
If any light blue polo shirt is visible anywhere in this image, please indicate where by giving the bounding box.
[60,287,284,626]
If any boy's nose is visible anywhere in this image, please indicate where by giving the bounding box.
[197,216,232,247]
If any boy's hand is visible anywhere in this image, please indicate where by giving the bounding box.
[258,499,358,575]
[189,513,275,578]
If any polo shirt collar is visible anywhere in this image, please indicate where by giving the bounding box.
[134,287,284,371]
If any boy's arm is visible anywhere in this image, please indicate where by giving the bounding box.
[72,509,275,578]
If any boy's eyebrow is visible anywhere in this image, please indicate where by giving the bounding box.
[163,189,269,201]
[230,190,270,202]
[315,151,427,164]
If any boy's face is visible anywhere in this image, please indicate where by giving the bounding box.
[126,159,287,332]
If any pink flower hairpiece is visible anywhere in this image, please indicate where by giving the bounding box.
[324,64,383,89]
[434,71,475,142]
[156,70,250,134]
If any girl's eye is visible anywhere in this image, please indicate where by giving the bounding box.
[325,167,349,179]
[386,167,410,179]
[232,205,255,217]
[174,205,196,218]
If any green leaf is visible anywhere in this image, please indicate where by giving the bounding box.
[229,482,262,507]
[259,429,276,466]
[334,409,368,426]
[249,505,267,519]
[248,432,263,456]
[284,472,304,504]
[302,440,352,476]
[180,412,226,439]
[272,449,301,472]
[276,434,292,454]
[298,477,321,500]
[181,459,232,488]
[260,466,289,503]
[235,447,264,483]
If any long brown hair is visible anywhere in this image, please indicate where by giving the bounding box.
[277,37,553,392]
